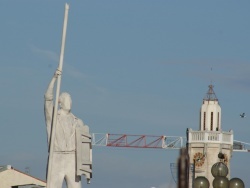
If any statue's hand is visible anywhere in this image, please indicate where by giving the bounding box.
[54,69,62,78]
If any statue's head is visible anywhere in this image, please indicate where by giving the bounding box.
[59,92,72,112]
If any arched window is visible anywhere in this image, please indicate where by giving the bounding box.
[210,112,213,130]
[203,112,206,130]
[217,112,220,130]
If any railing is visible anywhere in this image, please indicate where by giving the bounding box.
[187,129,233,145]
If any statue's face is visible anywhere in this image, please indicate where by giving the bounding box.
[59,93,72,111]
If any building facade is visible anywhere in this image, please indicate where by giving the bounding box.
[187,85,233,188]
[0,165,46,188]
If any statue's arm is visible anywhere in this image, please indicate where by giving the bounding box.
[44,70,61,141]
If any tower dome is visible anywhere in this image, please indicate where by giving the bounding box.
[200,85,221,131]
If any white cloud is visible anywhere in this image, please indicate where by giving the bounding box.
[30,44,59,63]
[63,63,87,79]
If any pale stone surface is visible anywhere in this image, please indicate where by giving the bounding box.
[188,140,232,188]
[200,100,221,131]
[44,71,92,188]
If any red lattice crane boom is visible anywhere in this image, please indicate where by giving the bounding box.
[91,133,250,152]
[92,133,185,149]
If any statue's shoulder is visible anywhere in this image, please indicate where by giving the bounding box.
[71,114,86,127]
[76,118,84,127]
[75,119,89,134]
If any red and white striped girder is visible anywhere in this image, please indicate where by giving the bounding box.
[91,133,250,152]
[92,133,185,149]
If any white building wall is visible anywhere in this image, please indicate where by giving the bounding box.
[200,100,221,131]
[187,130,233,188]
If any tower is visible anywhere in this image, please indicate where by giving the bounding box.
[200,85,221,131]
[187,85,233,188]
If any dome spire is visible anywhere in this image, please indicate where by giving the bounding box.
[204,85,218,101]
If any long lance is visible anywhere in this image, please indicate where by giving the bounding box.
[46,3,69,188]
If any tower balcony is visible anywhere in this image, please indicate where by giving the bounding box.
[187,129,233,145]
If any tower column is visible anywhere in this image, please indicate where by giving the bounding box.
[187,85,233,188]
[200,85,221,131]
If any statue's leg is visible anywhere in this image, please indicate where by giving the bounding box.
[65,153,82,188]
[48,153,65,187]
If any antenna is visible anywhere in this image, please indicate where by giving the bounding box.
[25,166,30,174]
[210,67,213,85]
[204,85,218,101]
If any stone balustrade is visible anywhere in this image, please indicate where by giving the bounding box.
[187,129,233,145]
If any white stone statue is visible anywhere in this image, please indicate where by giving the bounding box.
[44,70,92,188]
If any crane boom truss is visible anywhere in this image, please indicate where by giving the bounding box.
[91,133,250,152]
[92,133,185,149]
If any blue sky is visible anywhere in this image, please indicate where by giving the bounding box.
[1,1,250,188]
